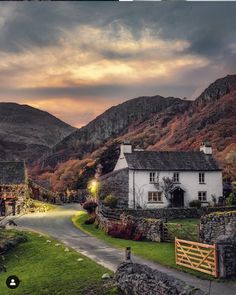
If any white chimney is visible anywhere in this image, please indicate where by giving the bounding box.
[200,141,212,155]
[120,141,132,158]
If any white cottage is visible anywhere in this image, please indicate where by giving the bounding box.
[114,142,223,209]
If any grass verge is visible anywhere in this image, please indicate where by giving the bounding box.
[0,230,117,295]
[72,211,213,280]
[30,199,57,211]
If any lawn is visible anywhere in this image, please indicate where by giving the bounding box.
[72,211,212,280]
[0,230,117,295]
[168,218,200,225]
[166,218,200,241]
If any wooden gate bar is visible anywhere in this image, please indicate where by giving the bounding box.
[175,238,218,277]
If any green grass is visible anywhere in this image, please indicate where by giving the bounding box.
[168,218,200,225]
[166,218,200,241]
[30,199,57,211]
[0,230,116,295]
[72,212,212,280]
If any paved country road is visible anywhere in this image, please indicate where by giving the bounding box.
[12,204,236,295]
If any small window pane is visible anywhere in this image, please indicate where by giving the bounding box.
[199,173,205,183]
[173,173,179,183]
[198,191,207,202]
[148,191,162,202]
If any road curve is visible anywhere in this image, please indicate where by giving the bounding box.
[14,204,236,295]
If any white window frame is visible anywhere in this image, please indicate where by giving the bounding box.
[199,172,205,184]
[173,172,180,183]
[198,191,207,202]
[149,172,159,184]
[148,191,163,203]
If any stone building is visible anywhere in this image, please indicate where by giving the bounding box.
[0,161,28,216]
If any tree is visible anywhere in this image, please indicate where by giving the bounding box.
[156,177,175,206]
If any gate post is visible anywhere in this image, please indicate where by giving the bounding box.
[216,235,236,278]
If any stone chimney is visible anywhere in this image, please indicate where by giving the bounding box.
[120,141,132,159]
[200,141,212,155]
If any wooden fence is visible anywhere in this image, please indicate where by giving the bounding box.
[175,238,218,277]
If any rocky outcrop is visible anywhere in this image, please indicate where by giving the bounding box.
[115,262,205,295]
[195,75,236,105]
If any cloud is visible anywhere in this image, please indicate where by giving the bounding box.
[0,2,235,127]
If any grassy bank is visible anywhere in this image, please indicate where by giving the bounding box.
[29,199,57,212]
[0,230,117,295]
[72,211,211,280]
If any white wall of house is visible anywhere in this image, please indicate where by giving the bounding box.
[128,170,223,209]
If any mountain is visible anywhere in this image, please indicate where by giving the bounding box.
[35,75,236,190]
[39,95,190,169]
[0,103,75,163]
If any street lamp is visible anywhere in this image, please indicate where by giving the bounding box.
[91,180,98,201]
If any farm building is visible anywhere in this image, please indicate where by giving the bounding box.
[0,161,28,216]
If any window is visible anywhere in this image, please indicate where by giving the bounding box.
[148,191,163,203]
[198,191,207,202]
[149,172,159,183]
[173,172,179,183]
[199,172,205,184]
[149,172,156,183]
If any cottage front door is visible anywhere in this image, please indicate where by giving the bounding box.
[172,187,184,207]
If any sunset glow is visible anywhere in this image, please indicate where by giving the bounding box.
[0,2,236,127]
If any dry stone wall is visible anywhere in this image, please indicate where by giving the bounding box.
[200,211,236,278]
[100,205,236,220]
[120,214,163,242]
[200,211,236,243]
[115,262,205,295]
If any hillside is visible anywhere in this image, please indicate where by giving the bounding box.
[40,95,190,169]
[0,103,75,163]
[35,75,236,190]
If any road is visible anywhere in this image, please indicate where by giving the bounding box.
[12,204,236,295]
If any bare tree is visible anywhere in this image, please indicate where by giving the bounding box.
[155,177,175,205]
[129,184,148,209]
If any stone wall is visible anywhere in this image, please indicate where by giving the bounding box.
[200,210,236,244]
[199,211,236,278]
[217,235,236,278]
[99,168,129,209]
[96,209,164,241]
[121,214,163,242]
[115,262,205,295]
[100,205,236,221]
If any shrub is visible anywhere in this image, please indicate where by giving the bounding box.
[83,200,98,215]
[107,221,143,241]
[189,200,201,209]
[226,193,236,206]
[103,195,118,208]
[84,217,96,225]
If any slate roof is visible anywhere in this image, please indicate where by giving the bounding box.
[124,151,221,171]
[0,161,26,185]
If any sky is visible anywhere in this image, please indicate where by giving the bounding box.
[0,2,236,128]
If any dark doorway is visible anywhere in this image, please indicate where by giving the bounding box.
[171,187,184,207]
[0,199,5,216]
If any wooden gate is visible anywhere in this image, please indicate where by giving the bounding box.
[175,238,218,277]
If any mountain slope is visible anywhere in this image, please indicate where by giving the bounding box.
[0,103,75,163]
[36,75,236,190]
[40,95,190,168]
